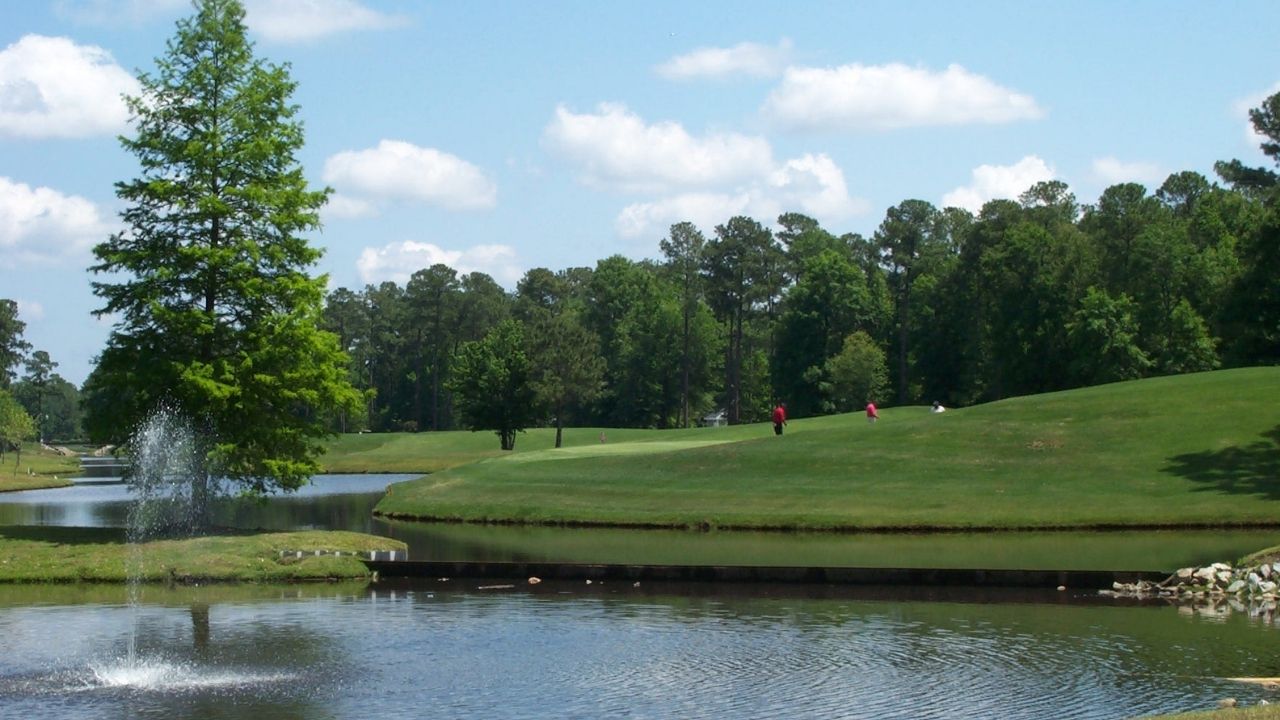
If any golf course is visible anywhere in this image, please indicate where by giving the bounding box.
[364,366,1280,532]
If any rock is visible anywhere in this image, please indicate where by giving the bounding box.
[1216,570,1234,584]
[1217,698,1237,709]
[1262,564,1273,579]
[1211,562,1232,571]
[1057,585,1066,592]
[1228,580,1247,593]
[1195,567,1218,581]
[528,577,542,584]
[1260,581,1278,594]
[1177,567,1195,579]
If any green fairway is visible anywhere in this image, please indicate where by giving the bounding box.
[373,367,1280,530]
[0,443,77,492]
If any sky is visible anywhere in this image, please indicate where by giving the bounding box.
[1,0,1278,386]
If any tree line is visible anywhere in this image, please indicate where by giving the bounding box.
[321,92,1279,445]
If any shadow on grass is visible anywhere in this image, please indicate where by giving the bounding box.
[1162,425,1280,500]
[0,525,127,544]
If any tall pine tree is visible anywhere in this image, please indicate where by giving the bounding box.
[87,0,359,496]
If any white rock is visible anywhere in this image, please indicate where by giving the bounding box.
[1195,567,1218,581]
[1227,580,1247,593]
[1260,581,1278,594]
[1211,562,1232,571]
[1177,567,1195,579]
[1216,571,1234,584]
[1262,564,1273,579]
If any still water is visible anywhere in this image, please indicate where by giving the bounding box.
[0,581,1277,719]
[2,478,1279,718]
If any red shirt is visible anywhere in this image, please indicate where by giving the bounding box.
[772,405,786,424]
[866,403,878,418]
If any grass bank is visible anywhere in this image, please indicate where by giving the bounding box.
[373,367,1280,531]
[0,442,78,492]
[0,526,405,583]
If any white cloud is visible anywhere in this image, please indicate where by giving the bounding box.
[942,156,1056,212]
[243,0,406,43]
[763,62,1043,132]
[1091,156,1164,187]
[1234,82,1280,149]
[616,154,867,239]
[357,241,522,286]
[0,35,138,138]
[0,176,112,267]
[15,299,45,322]
[321,192,378,221]
[322,140,497,212]
[543,103,775,193]
[656,39,792,80]
[616,193,753,239]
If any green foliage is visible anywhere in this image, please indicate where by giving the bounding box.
[85,0,359,494]
[447,319,537,450]
[0,300,30,390]
[1067,287,1151,384]
[821,331,890,413]
[0,390,36,474]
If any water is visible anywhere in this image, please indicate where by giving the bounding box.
[0,582,1276,719]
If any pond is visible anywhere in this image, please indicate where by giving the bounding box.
[1,477,1279,718]
[0,581,1276,719]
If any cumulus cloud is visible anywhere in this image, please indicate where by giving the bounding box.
[357,241,522,286]
[322,140,497,213]
[656,39,792,80]
[942,156,1056,212]
[1234,82,1280,150]
[543,103,775,193]
[1091,156,1164,187]
[243,0,407,43]
[616,153,867,239]
[321,192,378,221]
[0,176,112,267]
[0,35,138,138]
[763,62,1043,132]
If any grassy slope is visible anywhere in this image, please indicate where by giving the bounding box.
[0,526,406,583]
[374,367,1280,530]
[0,443,77,492]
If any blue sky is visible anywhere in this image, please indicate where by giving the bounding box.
[1,0,1278,386]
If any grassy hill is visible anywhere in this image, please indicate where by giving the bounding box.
[366,367,1280,531]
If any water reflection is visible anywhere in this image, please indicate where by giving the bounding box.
[3,583,1273,719]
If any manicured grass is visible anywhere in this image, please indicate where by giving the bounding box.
[320,424,762,473]
[0,443,77,492]
[374,367,1280,531]
[0,525,406,583]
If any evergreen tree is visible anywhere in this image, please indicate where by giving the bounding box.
[87,0,359,496]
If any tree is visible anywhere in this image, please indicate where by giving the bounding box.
[1215,90,1280,194]
[21,350,56,443]
[406,265,461,431]
[527,311,605,447]
[86,0,359,497]
[821,331,890,413]
[1066,287,1151,385]
[0,300,31,390]
[659,222,707,427]
[448,320,536,450]
[0,390,36,475]
[875,199,946,404]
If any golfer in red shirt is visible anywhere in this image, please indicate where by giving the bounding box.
[866,402,879,423]
[772,403,787,435]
